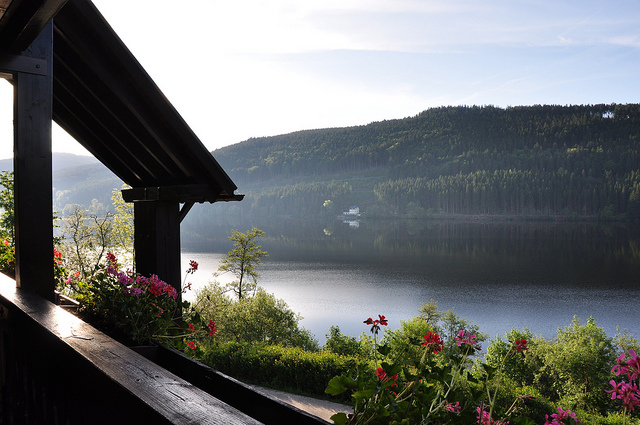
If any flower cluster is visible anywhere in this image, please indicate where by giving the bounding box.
[454,330,481,352]
[477,407,507,425]
[543,407,580,425]
[422,330,444,354]
[75,252,210,346]
[607,349,640,412]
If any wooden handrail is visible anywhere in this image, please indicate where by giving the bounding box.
[0,273,262,424]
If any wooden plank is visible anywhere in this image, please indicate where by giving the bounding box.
[13,20,54,301]
[0,273,263,425]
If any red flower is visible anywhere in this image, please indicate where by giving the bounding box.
[188,323,195,333]
[422,331,444,354]
[511,338,528,353]
[364,314,389,335]
[187,341,196,352]
[375,367,398,384]
[188,260,199,273]
[208,320,217,336]
[106,252,117,264]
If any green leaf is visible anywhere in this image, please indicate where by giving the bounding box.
[325,375,355,395]
[329,412,348,425]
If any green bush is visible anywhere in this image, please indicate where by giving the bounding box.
[534,317,617,413]
[193,284,319,351]
[325,325,366,357]
[203,340,368,398]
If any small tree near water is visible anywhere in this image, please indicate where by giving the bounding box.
[218,228,267,299]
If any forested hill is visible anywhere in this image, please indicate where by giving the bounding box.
[205,104,640,220]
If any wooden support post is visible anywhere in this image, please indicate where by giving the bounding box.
[134,201,182,304]
[13,22,54,301]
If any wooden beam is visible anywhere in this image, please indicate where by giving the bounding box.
[134,201,181,303]
[0,53,46,76]
[122,184,243,204]
[13,20,54,301]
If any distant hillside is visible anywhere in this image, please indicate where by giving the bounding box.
[0,153,121,213]
[205,104,640,221]
[4,105,638,224]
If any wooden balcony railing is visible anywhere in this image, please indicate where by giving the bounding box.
[0,273,329,424]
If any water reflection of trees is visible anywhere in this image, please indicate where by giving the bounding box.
[184,217,640,271]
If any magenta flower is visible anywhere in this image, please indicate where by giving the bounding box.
[476,407,506,424]
[444,401,461,413]
[455,330,481,352]
[544,406,580,425]
[607,380,640,411]
[613,350,640,381]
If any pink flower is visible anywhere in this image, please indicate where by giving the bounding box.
[476,407,506,424]
[607,380,640,411]
[444,401,461,413]
[613,350,640,381]
[544,407,580,425]
[455,330,481,352]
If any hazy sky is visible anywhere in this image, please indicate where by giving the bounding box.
[1,0,639,159]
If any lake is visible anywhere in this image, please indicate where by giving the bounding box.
[180,218,640,346]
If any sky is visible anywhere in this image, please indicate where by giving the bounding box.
[1,0,639,159]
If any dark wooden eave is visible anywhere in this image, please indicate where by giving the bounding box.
[0,0,243,204]
[0,0,68,52]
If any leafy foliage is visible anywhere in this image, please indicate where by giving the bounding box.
[0,171,14,244]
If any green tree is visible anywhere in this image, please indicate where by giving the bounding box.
[217,228,267,299]
[0,171,14,244]
[110,186,134,261]
[533,316,617,413]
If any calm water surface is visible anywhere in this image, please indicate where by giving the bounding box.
[181,219,640,345]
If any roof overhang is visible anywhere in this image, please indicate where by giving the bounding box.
[0,0,243,205]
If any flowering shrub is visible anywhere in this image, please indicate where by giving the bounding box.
[0,239,14,275]
[326,315,577,425]
[77,253,214,347]
[607,349,640,423]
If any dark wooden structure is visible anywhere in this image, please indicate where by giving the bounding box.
[0,0,244,298]
[0,1,330,423]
